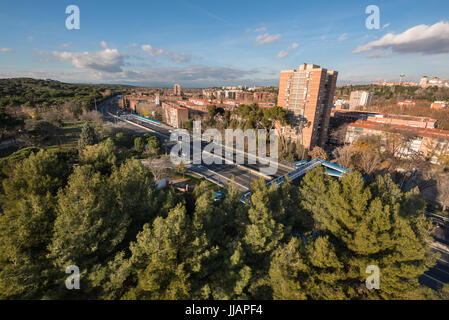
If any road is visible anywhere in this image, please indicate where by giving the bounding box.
[420,243,449,290]
[420,215,449,290]
[98,98,292,192]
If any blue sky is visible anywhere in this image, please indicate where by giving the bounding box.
[1,0,449,87]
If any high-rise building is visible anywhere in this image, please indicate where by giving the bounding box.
[419,76,429,87]
[349,90,373,110]
[277,63,338,149]
[174,84,182,96]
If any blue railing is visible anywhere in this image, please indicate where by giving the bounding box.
[131,114,164,126]
[241,159,349,204]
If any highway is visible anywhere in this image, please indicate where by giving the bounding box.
[98,98,292,192]
[420,214,449,290]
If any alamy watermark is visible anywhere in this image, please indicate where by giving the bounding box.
[365,5,380,30]
[365,265,380,290]
[169,121,279,176]
[65,265,80,290]
[66,5,80,30]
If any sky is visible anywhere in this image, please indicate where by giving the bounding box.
[0,0,449,87]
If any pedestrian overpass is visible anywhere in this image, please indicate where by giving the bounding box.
[240,158,349,203]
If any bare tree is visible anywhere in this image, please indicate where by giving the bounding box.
[309,146,328,160]
[332,145,353,168]
[436,174,449,212]
[330,123,349,145]
[80,110,104,124]
[142,155,174,181]
[358,151,381,176]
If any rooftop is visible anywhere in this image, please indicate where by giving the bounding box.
[349,120,449,140]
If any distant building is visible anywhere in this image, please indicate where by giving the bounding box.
[162,102,188,128]
[420,76,448,88]
[374,81,418,87]
[334,99,349,110]
[397,100,416,108]
[419,76,429,88]
[331,110,436,130]
[349,91,373,110]
[174,84,182,96]
[277,63,338,149]
[345,120,449,163]
[431,101,449,109]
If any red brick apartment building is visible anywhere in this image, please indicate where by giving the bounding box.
[123,95,155,112]
[174,84,182,96]
[161,102,189,128]
[177,100,208,113]
[431,101,448,109]
[277,63,338,149]
[397,100,416,108]
[345,120,449,163]
[331,110,436,129]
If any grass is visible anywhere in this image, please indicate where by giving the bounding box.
[0,121,84,160]
[46,121,84,151]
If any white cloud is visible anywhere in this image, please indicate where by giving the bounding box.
[382,23,391,29]
[353,21,449,55]
[171,53,191,64]
[338,33,348,41]
[276,43,299,59]
[366,50,393,59]
[59,43,71,49]
[141,44,191,63]
[0,48,14,53]
[255,33,281,46]
[100,41,108,49]
[276,50,289,59]
[0,65,273,87]
[254,27,267,33]
[125,65,258,82]
[246,26,266,33]
[141,44,168,57]
[52,46,126,73]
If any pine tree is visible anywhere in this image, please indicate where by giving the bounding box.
[109,159,155,241]
[47,165,131,296]
[126,203,195,299]
[243,178,284,299]
[0,150,69,299]
[133,137,145,154]
[77,122,98,152]
[189,181,251,299]
[79,138,118,175]
[297,167,437,299]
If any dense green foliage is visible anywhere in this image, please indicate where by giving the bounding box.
[231,104,288,130]
[0,78,127,108]
[77,123,98,152]
[0,138,438,299]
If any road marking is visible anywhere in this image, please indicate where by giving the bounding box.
[189,167,249,191]
[421,273,445,285]
[431,245,449,254]
[434,266,449,277]
[108,112,170,138]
